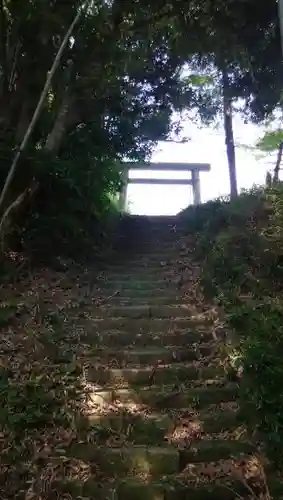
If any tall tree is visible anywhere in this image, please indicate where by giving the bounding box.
[222,68,237,197]
[182,63,239,198]
[170,0,283,198]
[278,0,283,60]
[0,0,194,254]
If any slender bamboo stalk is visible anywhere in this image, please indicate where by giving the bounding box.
[0,2,90,214]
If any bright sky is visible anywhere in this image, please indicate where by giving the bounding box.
[127,114,274,215]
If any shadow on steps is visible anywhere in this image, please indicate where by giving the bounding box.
[110,215,187,260]
[1,215,277,500]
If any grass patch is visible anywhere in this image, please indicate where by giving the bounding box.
[186,184,283,466]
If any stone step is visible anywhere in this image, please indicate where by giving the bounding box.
[96,266,169,276]
[86,362,224,387]
[90,384,239,409]
[67,441,255,477]
[82,293,181,306]
[55,475,272,500]
[116,475,280,500]
[98,256,174,270]
[113,246,179,257]
[129,244,189,254]
[90,344,215,364]
[86,327,215,350]
[106,255,183,266]
[115,227,188,238]
[99,261,173,271]
[116,226,188,236]
[93,285,178,297]
[114,478,267,500]
[87,317,214,333]
[103,296,184,306]
[112,222,184,233]
[113,233,187,245]
[96,275,169,285]
[91,305,198,319]
[92,287,178,297]
[90,346,216,368]
[80,406,243,445]
[94,280,178,291]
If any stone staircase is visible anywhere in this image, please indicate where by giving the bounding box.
[70,215,266,499]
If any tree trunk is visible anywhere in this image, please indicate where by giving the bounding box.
[273,141,283,183]
[278,0,283,60]
[0,4,86,214]
[222,69,238,198]
[0,0,7,97]
[45,94,71,154]
[16,100,31,143]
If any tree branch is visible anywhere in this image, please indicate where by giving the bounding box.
[0,0,8,95]
[0,0,90,214]
[273,140,283,183]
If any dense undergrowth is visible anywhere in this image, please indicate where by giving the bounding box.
[183,185,283,466]
[0,150,123,277]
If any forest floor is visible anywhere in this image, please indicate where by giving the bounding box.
[0,216,275,499]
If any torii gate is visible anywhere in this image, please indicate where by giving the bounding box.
[118,162,211,212]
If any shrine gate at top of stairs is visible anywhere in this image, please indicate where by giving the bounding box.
[118,162,211,212]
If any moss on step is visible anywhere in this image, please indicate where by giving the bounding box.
[116,478,266,500]
[52,474,275,500]
[76,407,244,445]
[105,297,183,306]
[88,332,214,350]
[67,440,254,477]
[90,384,239,408]
[86,362,224,387]
[179,439,255,464]
[92,305,201,319]
[91,345,215,364]
[97,279,173,290]
[88,317,215,334]
[68,445,179,476]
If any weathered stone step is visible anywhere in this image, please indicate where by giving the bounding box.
[87,329,215,350]
[113,244,179,256]
[115,478,267,500]
[99,261,171,270]
[114,232,188,244]
[86,362,224,387]
[68,441,255,477]
[95,280,177,291]
[114,223,185,237]
[96,267,169,277]
[89,317,214,333]
[129,246,189,256]
[94,285,178,297]
[103,296,184,306]
[91,305,197,319]
[90,384,239,409]
[120,225,188,235]
[106,254,181,266]
[81,406,243,445]
[91,295,180,307]
[55,476,271,500]
[110,259,181,270]
[90,344,215,364]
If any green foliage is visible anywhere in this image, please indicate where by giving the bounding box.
[16,150,122,261]
[256,129,283,152]
[1,0,283,262]
[189,185,283,465]
[0,0,189,262]
[0,370,72,430]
